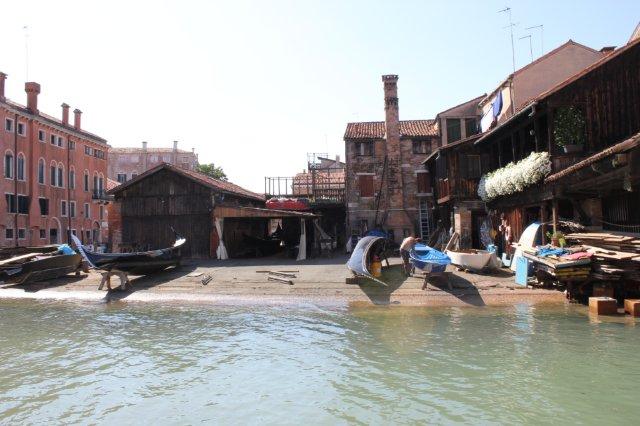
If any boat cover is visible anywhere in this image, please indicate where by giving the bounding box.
[346,236,386,285]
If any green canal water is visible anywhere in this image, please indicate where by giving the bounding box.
[0,300,638,425]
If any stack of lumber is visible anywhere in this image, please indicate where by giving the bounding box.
[524,251,591,281]
[566,232,640,282]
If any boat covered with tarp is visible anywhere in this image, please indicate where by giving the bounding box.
[346,236,387,285]
[0,244,82,284]
[410,243,451,273]
[71,234,185,275]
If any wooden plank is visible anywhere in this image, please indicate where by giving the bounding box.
[0,253,39,266]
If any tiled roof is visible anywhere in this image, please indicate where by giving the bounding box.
[110,147,195,154]
[106,178,120,191]
[109,163,264,202]
[344,119,437,140]
[1,99,107,144]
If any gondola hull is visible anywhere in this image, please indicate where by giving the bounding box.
[0,253,82,285]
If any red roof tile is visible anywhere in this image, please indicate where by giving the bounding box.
[109,163,265,202]
[106,178,120,191]
[344,120,437,140]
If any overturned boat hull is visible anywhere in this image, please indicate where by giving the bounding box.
[445,250,493,271]
[346,236,387,285]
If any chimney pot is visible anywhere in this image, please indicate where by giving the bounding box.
[25,82,41,114]
[600,46,616,54]
[192,147,195,154]
[335,154,340,162]
[61,103,70,125]
[173,140,178,151]
[73,108,82,130]
[0,72,7,102]
[142,141,148,150]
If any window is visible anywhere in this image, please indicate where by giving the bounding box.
[84,203,90,219]
[5,228,13,239]
[358,175,374,197]
[57,136,64,147]
[446,118,462,144]
[57,166,64,187]
[38,160,45,184]
[69,140,75,150]
[5,118,13,132]
[69,201,76,218]
[4,153,13,178]
[98,176,104,192]
[39,198,49,215]
[99,205,104,220]
[84,145,94,156]
[412,140,429,155]
[417,172,431,194]
[17,122,25,136]
[465,118,478,137]
[85,230,91,242]
[61,200,67,217]
[131,173,138,179]
[50,165,57,187]
[50,134,56,145]
[39,229,46,239]
[356,142,374,156]
[5,194,29,214]
[38,129,46,142]
[69,170,75,189]
[17,229,26,240]
[93,175,98,192]
[17,154,25,181]
[84,172,89,191]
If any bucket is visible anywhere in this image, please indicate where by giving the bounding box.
[371,256,382,277]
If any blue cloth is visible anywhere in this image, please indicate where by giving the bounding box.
[366,229,389,239]
[536,247,567,257]
[56,244,76,255]
[492,91,503,118]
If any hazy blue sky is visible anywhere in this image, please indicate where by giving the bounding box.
[1,0,638,191]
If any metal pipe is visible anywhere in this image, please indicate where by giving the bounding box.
[13,113,18,247]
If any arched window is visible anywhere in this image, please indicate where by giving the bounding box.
[83,170,89,192]
[50,162,57,187]
[57,164,64,188]
[4,151,14,178]
[17,153,25,181]
[69,167,75,189]
[93,174,98,194]
[98,173,104,194]
[38,159,45,184]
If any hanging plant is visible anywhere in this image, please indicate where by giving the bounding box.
[553,106,585,147]
[478,151,551,202]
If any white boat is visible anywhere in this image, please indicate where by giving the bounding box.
[445,249,494,271]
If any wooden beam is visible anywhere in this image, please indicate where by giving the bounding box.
[552,199,558,235]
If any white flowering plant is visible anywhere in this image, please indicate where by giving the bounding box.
[478,151,551,202]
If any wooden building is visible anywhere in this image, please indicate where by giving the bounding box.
[471,35,640,241]
[109,163,317,258]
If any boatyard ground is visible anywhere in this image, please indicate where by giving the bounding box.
[0,256,564,306]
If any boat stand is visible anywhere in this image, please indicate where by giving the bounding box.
[98,270,130,291]
[422,271,452,291]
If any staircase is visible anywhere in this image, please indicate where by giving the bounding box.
[418,198,432,240]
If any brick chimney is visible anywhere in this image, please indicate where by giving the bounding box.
[382,75,400,150]
[0,72,6,102]
[25,82,41,113]
[73,108,82,130]
[61,103,70,125]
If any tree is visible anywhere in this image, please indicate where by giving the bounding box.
[196,163,228,181]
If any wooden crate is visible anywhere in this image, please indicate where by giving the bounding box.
[624,299,640,317]
[589,297,618,315]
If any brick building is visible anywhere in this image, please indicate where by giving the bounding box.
[108,141,198,183]
[0,73,109,247]
[344,75,439,244]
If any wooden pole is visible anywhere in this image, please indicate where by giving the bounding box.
[540,203,546,245]
[552,199,558,235]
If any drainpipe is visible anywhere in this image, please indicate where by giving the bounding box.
[67,136,72,244]
[13,113,18,247]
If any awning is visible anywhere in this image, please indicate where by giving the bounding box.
[214,206,318,219]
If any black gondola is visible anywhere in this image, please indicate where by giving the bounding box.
[71,234,186,275]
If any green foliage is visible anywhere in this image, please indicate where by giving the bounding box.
[553,107,585,147]
[196,163,228,181]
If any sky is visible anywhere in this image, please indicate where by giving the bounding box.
[1,0,638,192]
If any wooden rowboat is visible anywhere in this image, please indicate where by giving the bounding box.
[445,249,494,271]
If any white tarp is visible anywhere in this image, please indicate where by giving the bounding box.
[215,217,228,260]
[296,219,306,261]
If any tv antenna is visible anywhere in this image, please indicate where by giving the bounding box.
[498,7,517,73]
[519,34,533,63]
[23,25,30,81]
[525,24,544,56]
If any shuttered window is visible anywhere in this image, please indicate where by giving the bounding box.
[417,172,431,193]
[358,175,374,197]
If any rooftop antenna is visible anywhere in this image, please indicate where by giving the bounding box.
[519,34,533,63]
[498,7,517,74]
[23,25,30,81]
[525,24,544,56]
